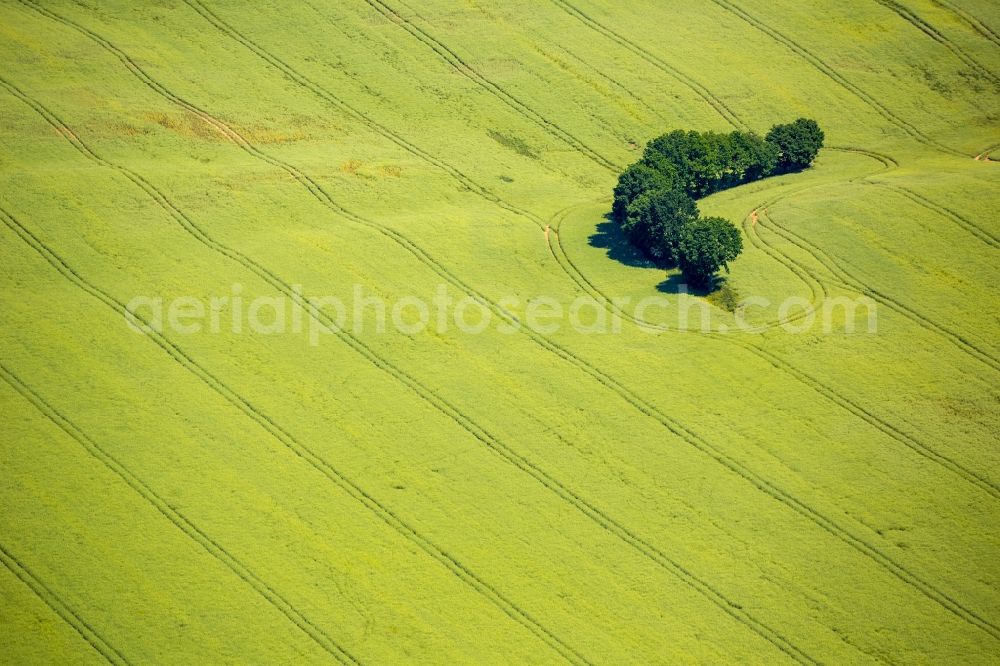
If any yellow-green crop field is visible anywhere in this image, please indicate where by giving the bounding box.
[1,0,998,663]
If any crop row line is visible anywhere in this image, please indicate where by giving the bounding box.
[21,0,996,646]
[930,0,1000,47]
[546,0,747,131]
[0,539,130,665]
[0,361,360,665]
[708,0,967,157]
[3,12,813,658]
[356,0,621,171]
[0,76,587,665]
[756,207,1000,497]
[873,0,998,83]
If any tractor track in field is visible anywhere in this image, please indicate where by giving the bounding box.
[974,142,1000,162]
[742,147,1000,498]
[546,0,747,131]
[545,145,897,337]
[0,540,131,665]
[13,0,548,244]
[931,0,1000,47]
[0,209,802,666]
[0,203,590,666]
[2,28,818,664]
[0,85,590,666]
[873,0,999,84]
[829,146,998,247]
[534,36,676,126]
[743,200,1000,497]
[707,0,968,157]
[740,146,1000,496]
[187,0,618,174]
[756,208,1000,493]
[548,199,1000,643]
[352,0,621,171]
[747,147,1000,375]
[547,201,821,334]
[742,205,828,317]
[20,1,1000,647]
[554,142,1000,477]
[11,8,828,660]
[883,184,1000,248]
[759,206,1000,377]
[186,0,557,225]
[0,363,361,666]
[553,151,1000,503]
[15,0,549,234]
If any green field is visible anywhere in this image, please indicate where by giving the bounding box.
[1,0,998,663]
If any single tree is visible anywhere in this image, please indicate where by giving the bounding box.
[676,216,744,287]
[611,162,676,223]
[623,187,699,263]
[765,118,825,173]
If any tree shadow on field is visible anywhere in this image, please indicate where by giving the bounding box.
[655,273,713,297]
[589,212,720,298]
[588,213,657,269]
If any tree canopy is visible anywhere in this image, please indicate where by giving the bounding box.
[766,119,825,173]
[611,118,823,289]
[677,217,744,288]
[611,162,675,223]
[622,187,699,264]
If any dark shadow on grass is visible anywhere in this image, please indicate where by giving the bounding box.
[655,273,712,296]
[590,213,728,298]
[587,214,657,269]
[656,274,733,297]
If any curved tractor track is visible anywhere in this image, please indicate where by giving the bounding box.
[550,148,1000,503]
[758,146,1000,371]
[548,203,1000,643]
[16,0,1000,648]
[757,207,1000,376]
[0,33,813,666]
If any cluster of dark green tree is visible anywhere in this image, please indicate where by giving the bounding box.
[612,118,824,287]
